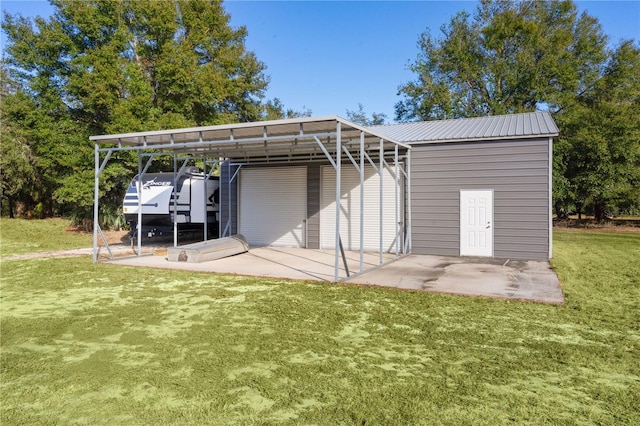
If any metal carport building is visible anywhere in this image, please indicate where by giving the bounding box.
[90,116,412,281]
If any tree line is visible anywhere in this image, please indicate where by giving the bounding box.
[395,0,639,221]
[1,0,310,228]
[2,0,639,225]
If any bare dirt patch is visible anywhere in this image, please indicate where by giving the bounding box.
[65,225,130,244]
[102,230,130,244]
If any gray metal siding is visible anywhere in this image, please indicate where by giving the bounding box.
[219,162,239,236]
[410,138,550,260]
[307,164,321,249]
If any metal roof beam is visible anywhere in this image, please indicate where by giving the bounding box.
[96,132,336,153]
[89,115,343,142]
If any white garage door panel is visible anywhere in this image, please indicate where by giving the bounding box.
[239,167,307,247]
[320,165,402,252]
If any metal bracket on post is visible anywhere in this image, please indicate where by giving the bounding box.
[140,154,155,177]
[93,148,114,263]
[98,150,113,175]
[342,145,360,173]
[176,157,192,178]
[222,221,231,238]
[96,224,114,260]
[382,160,397,180]
[206,160,219,179]
[314,136,337,168]
[364,151,379,172]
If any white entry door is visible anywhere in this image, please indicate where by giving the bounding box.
[460,190,493,257]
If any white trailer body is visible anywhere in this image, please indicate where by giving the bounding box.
[123,169,220,238]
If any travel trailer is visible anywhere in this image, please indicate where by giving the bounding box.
[123,168,219,239]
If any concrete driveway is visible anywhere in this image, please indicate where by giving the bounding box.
[105,247,564,304]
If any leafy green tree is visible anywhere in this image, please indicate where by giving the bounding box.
[396,0,640,221]
[395,0,607,121]
[262,98,312,121]
[1,67,35,217]
[1,63,84,218]
[2,0,270,223]
[555,41,640,221]
[345,103,387,126]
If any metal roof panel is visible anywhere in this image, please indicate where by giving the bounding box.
[371,112,558,143]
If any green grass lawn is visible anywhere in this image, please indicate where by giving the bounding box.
[0,218,93,256]
[1,220,639,425]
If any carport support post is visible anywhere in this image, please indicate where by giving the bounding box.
[359,131,365,273]
[173,153,178,247]
[379,139,384,265]
[92,144,99,262]
[395,144,399,256]
[203,159,218,241]
[137,150,142,256]
[203,156,207,241]
[406,149,412,253]
[92,148,113,262]
[334,122,341,282]
[228,161,232,237]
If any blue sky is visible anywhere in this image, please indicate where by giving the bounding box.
[2,0,639,122]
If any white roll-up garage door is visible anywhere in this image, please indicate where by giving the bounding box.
[320,164,402,252]
[239,166,307,247]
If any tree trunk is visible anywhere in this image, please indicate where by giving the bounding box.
[594,202,606,222]
[555,203,567,219]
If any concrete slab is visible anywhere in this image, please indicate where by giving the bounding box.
[106,247,396,282]
[345,255,564,304]
[104,248,564,304]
